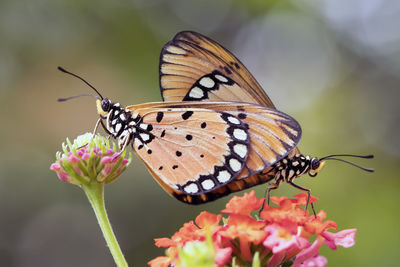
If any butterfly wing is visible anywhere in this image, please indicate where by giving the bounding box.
[129,104,250,195]
[127,101,301,203]
[159,31,275,107]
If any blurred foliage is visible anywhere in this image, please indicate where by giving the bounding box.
[0,0,399,266]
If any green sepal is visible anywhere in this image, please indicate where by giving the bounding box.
[252,251,260,267]
[87,148,97,179]
[61,158,90,185]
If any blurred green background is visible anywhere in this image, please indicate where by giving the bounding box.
[1,0,399,266]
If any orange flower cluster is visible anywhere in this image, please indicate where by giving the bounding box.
[149,191,356,267]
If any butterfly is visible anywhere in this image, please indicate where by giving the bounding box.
[58,67,303,206]
[58,32,373,211]
[158,31,374,210]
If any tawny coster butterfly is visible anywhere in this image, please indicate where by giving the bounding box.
[58,31,373,212]
[158,31,374,211]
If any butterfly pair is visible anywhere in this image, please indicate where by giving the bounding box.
[59,31,373,210]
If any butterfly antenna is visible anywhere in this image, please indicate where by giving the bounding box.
[58,94,101,102]
[57,66,104,99]
[320,154,374,160]
[319,154,374,172]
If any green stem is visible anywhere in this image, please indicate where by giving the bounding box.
[82,181,128,267]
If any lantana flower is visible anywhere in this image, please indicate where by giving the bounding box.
[148,191,356,267]
[50,132,131,185]
[50,133,132,267]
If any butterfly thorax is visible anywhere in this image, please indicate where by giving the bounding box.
[270,154,315,185]
[97,99,155,150]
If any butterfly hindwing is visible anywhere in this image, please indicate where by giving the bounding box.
[160,31,275,107]
[128,105,250,195]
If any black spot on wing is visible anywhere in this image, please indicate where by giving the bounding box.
[182,111,194,120]
[224,66,232,75]
[238,113,247,119]
[156,112,164,123]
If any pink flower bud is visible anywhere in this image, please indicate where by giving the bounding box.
[50,133,131,185]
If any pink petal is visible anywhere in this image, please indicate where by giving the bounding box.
[322,229,357,249]
[295,235,310,250]
[293,237,324,266]
[214,246,232,267]
[267,251,285,267]
[294,255,327,267]
[101,156,113,164]
[102,165,112,176]
[57,171,70,182]
[50,163,61,171]
[81,152,90,160]
[68,155,80,163]
[263,225,301,254]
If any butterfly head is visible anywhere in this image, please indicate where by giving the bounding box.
[308,157,325,177]
[97,98,112,117]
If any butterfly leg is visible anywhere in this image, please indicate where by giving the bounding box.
[75,118,103,150]
[258,183,279,215]
[99,119,113,136]
[92,118,101,136]
[288,181,316,217]
[78,119,111,149]
[114,134,131,158]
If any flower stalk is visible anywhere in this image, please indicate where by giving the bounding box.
[83,180,128,267]
[50,133,131,267]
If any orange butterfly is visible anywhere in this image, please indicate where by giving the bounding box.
[159,31,374,210]
[58,67,302,205]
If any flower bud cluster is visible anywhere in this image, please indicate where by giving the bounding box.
[50,133,131,185]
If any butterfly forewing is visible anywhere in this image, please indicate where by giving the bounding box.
[127,105,251,195]
[129,102,301,184]
[160,31,275,107]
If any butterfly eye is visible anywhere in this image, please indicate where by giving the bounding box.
[101,99,111,112]
[311,158,320,170]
